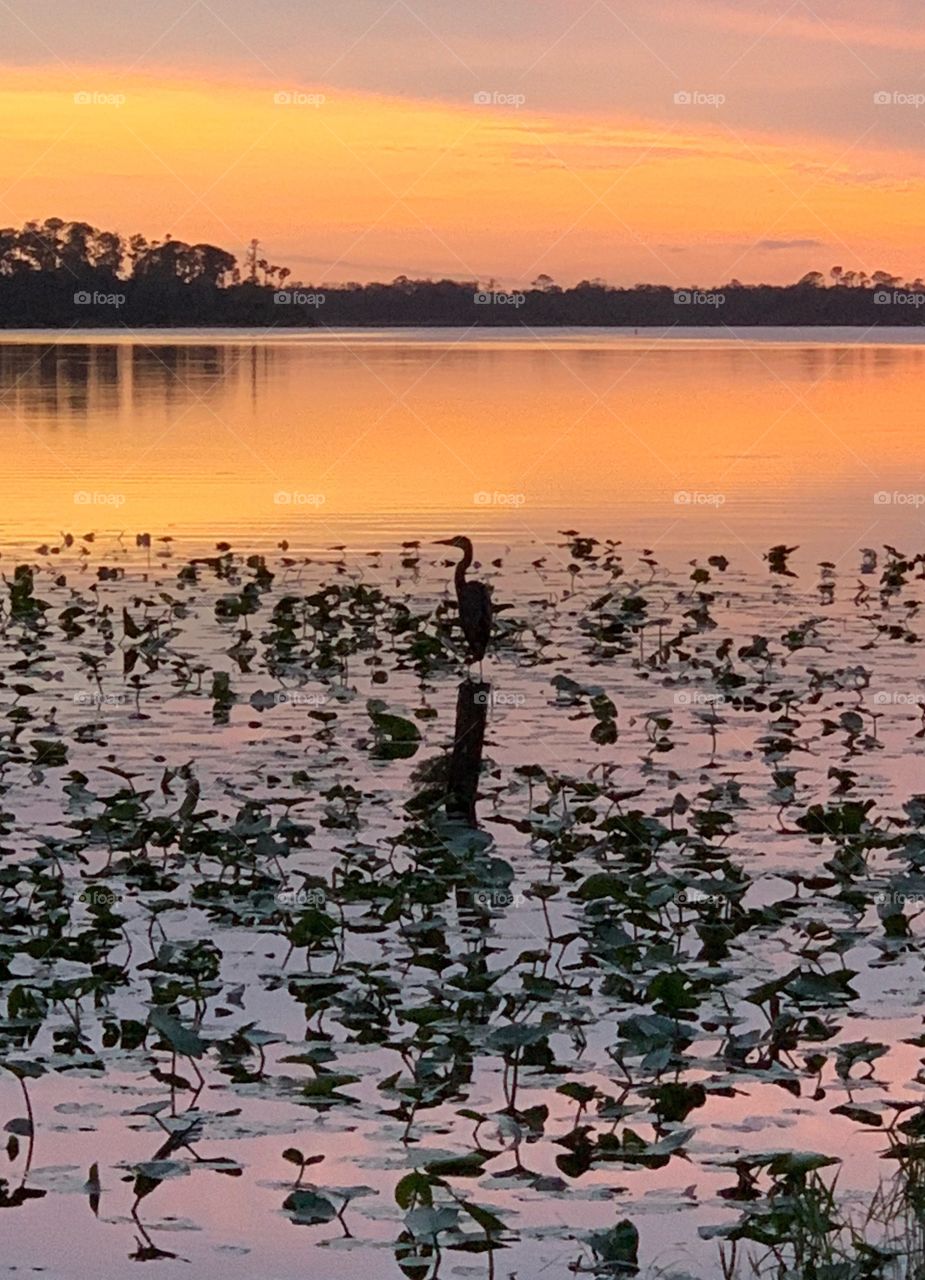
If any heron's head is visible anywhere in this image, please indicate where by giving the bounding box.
[434,536,471,552]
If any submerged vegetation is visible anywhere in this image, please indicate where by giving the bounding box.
[1,531,925,1277]
[1,217,924,326]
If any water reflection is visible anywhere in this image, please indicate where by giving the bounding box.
[0,331,924,558]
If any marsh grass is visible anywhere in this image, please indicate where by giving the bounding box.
[719,1152,925,1279]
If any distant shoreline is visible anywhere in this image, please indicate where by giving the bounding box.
[2,307,923,330]
[4,219,923,329]
[2,320,925,331]
[2,323,925,340]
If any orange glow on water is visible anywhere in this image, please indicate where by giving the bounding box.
[1,332,924,561]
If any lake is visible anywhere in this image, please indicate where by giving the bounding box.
[2,327,925,565]
[2,330,925,1280]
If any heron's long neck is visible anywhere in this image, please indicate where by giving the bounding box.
[455,544,472,590]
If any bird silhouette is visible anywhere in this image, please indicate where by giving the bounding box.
[435,536,492,678]
[765,544,799,577]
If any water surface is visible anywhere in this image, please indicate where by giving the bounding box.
[1,327,924,561]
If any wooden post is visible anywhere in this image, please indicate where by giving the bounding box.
[446,680,490,826]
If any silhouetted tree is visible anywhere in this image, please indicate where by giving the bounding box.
[0,216,922,329]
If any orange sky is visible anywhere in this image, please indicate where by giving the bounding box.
[2,63,925,287]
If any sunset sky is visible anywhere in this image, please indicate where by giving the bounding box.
[2,0,925,286]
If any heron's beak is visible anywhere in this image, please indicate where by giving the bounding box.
[433,538,455,546]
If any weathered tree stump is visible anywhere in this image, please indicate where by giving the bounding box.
[446,680,489,825]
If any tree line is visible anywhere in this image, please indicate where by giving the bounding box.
[0,218,922,327]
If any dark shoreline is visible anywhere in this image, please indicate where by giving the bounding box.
[1,317,924,330]
[5,218,922,328]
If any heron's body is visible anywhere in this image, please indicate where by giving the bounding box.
[437,536,493,668]
[456,574,492,661]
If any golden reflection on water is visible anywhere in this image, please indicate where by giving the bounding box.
[1,332,924,558]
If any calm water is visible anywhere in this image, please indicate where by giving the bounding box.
[3,536,925,1279]
[3,336,925,1277]
[2,327,925,562]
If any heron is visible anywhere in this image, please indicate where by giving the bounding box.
[435,536,492,679]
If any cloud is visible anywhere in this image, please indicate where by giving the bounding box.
[5,65,925,285]
[756,239,825,250]
[660,0,925,54]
